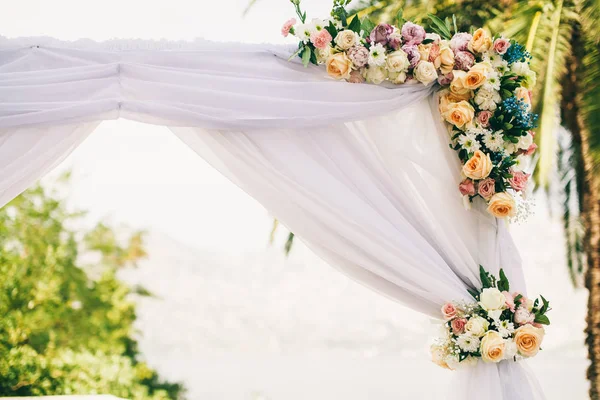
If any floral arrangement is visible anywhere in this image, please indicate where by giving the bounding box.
[431,267,550,370]
[282,0,538,219]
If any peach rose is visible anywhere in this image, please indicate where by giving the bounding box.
[480,331,505,363]
[462,150,493,180]
[434,44,455,75]
[449,70,473,100]
[326,52,353,80]
[487,192,516,218]
[464,62,490,89]
[441,302,457,320]
[514,324,545,357]
[468,28,493,53]
[444,101,475,128]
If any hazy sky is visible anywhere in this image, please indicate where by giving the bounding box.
[1,0,335,252]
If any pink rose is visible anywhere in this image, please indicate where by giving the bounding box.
[451,318,467,335]
[281,18,296,37]
[441,302,457,320]
[477,178,496,200]
[450,32,473,53]
[348,45,369,68]
[524,143,537,156]
[458,178,475,196]
[348,70,365,84]
[514,306,535,325]
[493,38,511,55]
[508,170,530,191]
[310,29,333,49]
[401,22,426,46]
[503,291,515,312]
[454,51,475,71]
[402,45,421,69]
[369,23,394,45]
[437,72,454,86]
[477,111,493,127]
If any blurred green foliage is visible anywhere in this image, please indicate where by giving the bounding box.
[0,176,184,399]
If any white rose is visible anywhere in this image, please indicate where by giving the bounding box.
[386,49,410,73]
[504,339,518,359]
[388,71,407,84]
[363,66,387,85]
[314,45,332,65]
[334,30,358,50]
[466,316,490,337]
[517,132,534,150]
[479,288,506,311]
[414,61,438,86]
[488,309,503,321]
[511,61,530,76]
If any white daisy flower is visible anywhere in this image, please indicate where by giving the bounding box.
[513,154,530,171]
[310,18,327,32]
[368,43,387,66]
[511,61,531,76]
[458,132,481,152]
[489,53,509,73]
[504,339,518,359]
[475,88,502,111]
[457,334,481,353]
[495,320,515,338]
[483,131,505,152]
[295,24,313,43]
[483,69,501,91]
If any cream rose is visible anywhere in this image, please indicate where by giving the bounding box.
[417,43,433,62]
[480,331,505,363]
[364,66,387,84]
[434,44,455,75]
[514,325,545,357]
[388,70,407,84]
[326,52,353,80]
[462,150,493,180]
[464,62,490,89]
[444,100,475,128]
[468,28,493,53]
[487,192,517,218]
[386,49,410,73]
[334,30,358,50]
[314,45,332,65]
[466,316,490,337]
[414,61,438,86]
[479,288,506,311]
[449,70,473,100]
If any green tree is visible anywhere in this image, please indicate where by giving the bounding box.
[0,177,184,399]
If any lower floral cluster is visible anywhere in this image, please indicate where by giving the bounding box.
[431,267,550,370]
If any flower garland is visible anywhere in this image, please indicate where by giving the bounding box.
[432,267,551,370]
[283,0,538,219]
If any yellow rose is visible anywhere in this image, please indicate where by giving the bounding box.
[434,44,455,75]
[468,28,493,53]
[443,100,475,129]
[449,70,473,100]
[480,331,505,363]
[487,192,517,218]
[515,86,532,109]
[462,150,493,180]
[326,52,353,80]
[418,43,433,62]
[464,63,489,90]
[514,325,545,358]
[334,30,357,50]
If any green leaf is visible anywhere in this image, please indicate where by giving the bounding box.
[427,14,452,40]
[452,15,458,35]
[301,46,312,68]
[479,265,492,289]
[467,287,480,300]
[348,14,361,33]
[498,269,510,292]
[534,314,551,325]
[361,18,376,37]
[396,9,405,27]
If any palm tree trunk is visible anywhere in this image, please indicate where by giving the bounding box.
[562,23,600,398]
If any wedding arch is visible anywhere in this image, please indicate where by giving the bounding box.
[0,31,544,400]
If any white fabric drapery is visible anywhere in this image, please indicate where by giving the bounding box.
[0,37,543,399]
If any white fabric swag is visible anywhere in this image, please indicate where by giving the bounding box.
[0,37,544,400]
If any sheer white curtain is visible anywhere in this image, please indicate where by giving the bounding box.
[0,37,543,399]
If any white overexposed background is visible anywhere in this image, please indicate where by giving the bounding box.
[1,1,590,399]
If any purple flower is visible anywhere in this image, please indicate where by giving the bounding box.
[401,44,421,69]
[450,32,473,53]
[347,45,369,68]
[401,22,426,46]
[369,23,394,45]
[437,71,454,86]
[454,51,475,71]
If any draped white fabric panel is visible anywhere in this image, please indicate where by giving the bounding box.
[0,37,543,399]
